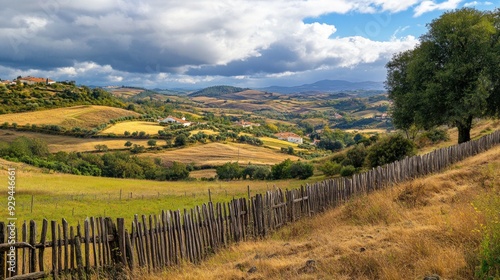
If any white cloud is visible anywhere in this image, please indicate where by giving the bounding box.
[0,0,431,87]
[463,1,493,7]
[414,0,463,17]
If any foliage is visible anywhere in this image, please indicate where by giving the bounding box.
[319,161,342,176]
[420,128,449,144]
[340,165,356,177]
[288,161,314,179]
[0,83,125,114]
[366,134,416,168]
[344,144,368,168]
[0,137,190,181]
[242,165,271,180]
[271,158,314,180]
[386,8,500,143]
[216,162,241,180]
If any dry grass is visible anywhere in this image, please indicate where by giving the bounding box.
[419,119,500,154]
[141,142,301,166]
[0,129,151,152]
[100,121,164,135]
[143,145,500,280]
[0,105,139,129]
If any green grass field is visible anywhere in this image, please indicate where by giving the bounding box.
[0,162,308,227]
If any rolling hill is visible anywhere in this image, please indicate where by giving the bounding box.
[260,79,385,94]
[0,105,139,129]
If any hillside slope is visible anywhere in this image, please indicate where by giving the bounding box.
[0,105,139,129]
[148,145,500,280]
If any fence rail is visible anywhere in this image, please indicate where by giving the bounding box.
[1,130,500,279]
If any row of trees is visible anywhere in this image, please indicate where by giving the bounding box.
[216,159,314,181]
[0,137,189,181]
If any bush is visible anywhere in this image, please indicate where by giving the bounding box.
[289,161,314,179]
[319,161,342,176]
[344,144,368,168]
[216,162,241,180]
[366,134,416,168]
[421,128,449,143]
[340,165,356,177]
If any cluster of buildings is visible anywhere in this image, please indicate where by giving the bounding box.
[0,76,56,86]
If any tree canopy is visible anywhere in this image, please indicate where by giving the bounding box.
[386,8,500,143]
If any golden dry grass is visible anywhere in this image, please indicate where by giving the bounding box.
[142,145,500,280]
[0,105,139,129]
[189,129,219,136]
[0,129,151,152]
[100,121,164,135]
[140,142,301,166]
[189,169,217,179]
[419,119,500,154]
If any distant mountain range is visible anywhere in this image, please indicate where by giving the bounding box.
[259,79,385,94]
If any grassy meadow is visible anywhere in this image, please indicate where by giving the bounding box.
[0,158,308,227]
[143,144,500,280]
[0,105,138,129]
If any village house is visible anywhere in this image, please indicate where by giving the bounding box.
[158,115,191,127]
[17,76,56,85]
[0,80,14,85]
[274,132,303,144]
[235,120,261,128]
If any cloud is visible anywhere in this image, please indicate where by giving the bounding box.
[463,1,493,7]
[0,0,425,87]
[414,0,463,17]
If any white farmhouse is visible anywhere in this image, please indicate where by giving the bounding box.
[274,132,303,144]
[159,115,191,127]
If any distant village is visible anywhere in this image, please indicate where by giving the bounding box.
[0,76,59,86]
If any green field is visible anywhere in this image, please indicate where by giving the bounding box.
[0,161,308,226]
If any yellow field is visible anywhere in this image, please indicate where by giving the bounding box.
[190,129,218,136]
[189,169,217,179]
[0,129,151,152]
[141,142,300,166]
[100,121,164,135]
[351,109,380,118]
[260,137,304,150]
[0,105,139,129]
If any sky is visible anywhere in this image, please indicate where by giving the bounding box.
[0,0,497,89]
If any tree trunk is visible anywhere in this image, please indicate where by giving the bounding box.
[457,116,473,144]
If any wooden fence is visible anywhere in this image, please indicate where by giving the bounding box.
[1,130,500,279]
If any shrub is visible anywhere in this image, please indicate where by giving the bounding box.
[289,161,314,179]
[216,162,241,180]
[319,161,342,176]
[366,134,416,168]
[421,128,449,143]
[340,165,356,177]
[344,144,368,168]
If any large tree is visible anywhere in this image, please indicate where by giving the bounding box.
[386,8,499,143]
